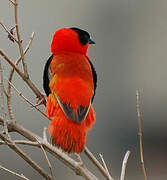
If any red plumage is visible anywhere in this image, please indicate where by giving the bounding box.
[44,27,96,153]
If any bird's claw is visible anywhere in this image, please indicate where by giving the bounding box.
[35,94,47,107]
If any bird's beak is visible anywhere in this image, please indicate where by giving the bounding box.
[88,37,95,44]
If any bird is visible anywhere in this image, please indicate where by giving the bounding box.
[43,27,97,153]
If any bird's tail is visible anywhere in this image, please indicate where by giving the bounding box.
[46,94,95,153]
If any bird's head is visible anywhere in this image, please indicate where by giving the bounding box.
[51,27,95,55]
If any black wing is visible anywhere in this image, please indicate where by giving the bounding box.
[53,93,91,124]
[54,59,97,123]
[88,59,97,102]
[43,55,97,123]
[43,54,53,96]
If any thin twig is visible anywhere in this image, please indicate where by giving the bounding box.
[99,153,111,179]
[0,49,43,100]
[136,90,147,180]
[120,150,130,180]
[7,80,48,119]
[0,60,6,117]
[84,147,114,180]
[0,163,30,180]
[9,0,16,5]
[14,0,29,77]
[0,49,25,78]
[0,132,52,180]
[7,32,35,121]
[8,32,35,83]
[35,138,55,180]
[0,21,18,43]
[75,154,83,165]
[0,60,10,139]
[0,140,39,146]
[43,127,48,142]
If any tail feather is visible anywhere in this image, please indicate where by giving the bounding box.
[47,94,95,153]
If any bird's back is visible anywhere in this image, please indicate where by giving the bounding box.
[49,52,94,108]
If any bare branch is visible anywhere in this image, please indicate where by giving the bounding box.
[120,150,130,180]
[136,90,147,180]
[13,0,28,77]
[0,60,10,139]
[84,147,114,180]
[43,127,48,142]
[8,32,35,83]
[0,163,30,180]
[0,49,43,100]
[0,140,39,146]
[0,49,24,78]
[35,138,55,180]
[75,154,83,165]
[9,0,16,6]
[0,60,6,118]
[99,153,111,179]
[0,21,18,43]
[0,132,52,180]
[7,32,35,121]
[7,80,48,119]
[0,117,99,180]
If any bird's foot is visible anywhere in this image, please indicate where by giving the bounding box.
[35,94,47,107]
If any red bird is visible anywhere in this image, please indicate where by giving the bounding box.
[43,27,97,153]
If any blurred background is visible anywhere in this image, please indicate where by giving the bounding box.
[1,0,167,179]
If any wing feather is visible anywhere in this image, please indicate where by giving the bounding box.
[43,55,53,96]
[88,59,97,102]
[53,93,91,123]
